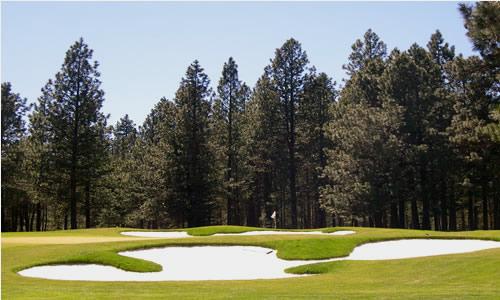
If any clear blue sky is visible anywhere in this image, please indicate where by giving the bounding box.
[2,2,475,126]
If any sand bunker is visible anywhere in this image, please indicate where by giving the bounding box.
[120,230,356,238]
[346,239,500,260]
[18,239,499,281]
[121,231,191,238]
[18,246,323,281]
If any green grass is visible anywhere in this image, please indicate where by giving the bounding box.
[2,226,500,299]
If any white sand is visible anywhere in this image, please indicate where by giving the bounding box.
[121,231,191,238]
[18,239,500,281]
[329,230,356,235]
[18,246,323,281]
[346,239,500,260]
[120,230,356,238]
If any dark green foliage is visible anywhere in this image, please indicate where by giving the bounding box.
[1,82,30,231]
[343,29,387,77]
[447,55,498,230]
[298,71,336,227]
[459,2,500,69]
[43,38,107,229]
[341,30,387,108]
[2,3,498,232]
[213,57,249,225]
[1,82,30,148]
[172,61,217,227]
[271,38,309,228]
[244,68,287,227]
[321,101,403,227]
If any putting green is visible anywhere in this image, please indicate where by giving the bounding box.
[2,226,500,299]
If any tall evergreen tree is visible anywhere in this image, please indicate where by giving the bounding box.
[271,38,309,228]
[321,101,403,227]
[112,114,137,157]
[459,2,500,229]
[244,67,287,227]
[24,81,55,231]
[298,71,336,227]
[98,115,137,227]
[131,100,176,228]
[459,2,500,71]
[343,29,387,77]
[447,55,498,230]
[44,38,107,229]
[341,29,387,109]
[1,82,30,231]
[425,30,456,230]
[213,57,249,225]
[172,61,216,227]
[380,45,443,230]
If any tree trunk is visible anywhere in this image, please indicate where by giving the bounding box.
[398,199,405,228]
[411,198,420,229]
[461,205,466,230]
[64,212,68,230]
[434,212,440,231]
[286,91,298,229]
[36,202,42,231]
[1,202,6,232]
[70,165,78,229]
[421,168,431,230]
[315,202,326,228]
[43,205,48,231]
[468,189,475,230]
[390,203,399,228]
[440,179,448,231]
[482,183,488,230]
[85,182,91,228]
[374,211,383,227]
[29,207,36,232]
[494,195,500,230]
[449,183,457,231]
[409,174,420,229]
[18,208,23,232]
[288,153,298,228]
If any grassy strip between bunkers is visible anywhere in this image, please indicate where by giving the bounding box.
[2,226,500,299]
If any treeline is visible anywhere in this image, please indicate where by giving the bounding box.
[2,2,499,231]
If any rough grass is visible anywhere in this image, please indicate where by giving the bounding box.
[2,226,500,299]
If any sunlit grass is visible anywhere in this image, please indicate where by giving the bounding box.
[2,226,500,299]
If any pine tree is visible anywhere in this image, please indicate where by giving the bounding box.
[98,115,137,227]
[321,101,403,227]
[459,2,500,71]
[172,61,216,227]
[244,67,287,227]
[425,30,456,230]
[343,29,387,77]
[1,82,30,231]
[334,30,395,226]
[447,55,497,230]
[459,2,500,229]
[298,70,336,227]
[213,57,249,225]
[380,45,444,230]
[24,81,55,231]
[44,38,107,229]
[271,38,309,228]
[427,30,455,81]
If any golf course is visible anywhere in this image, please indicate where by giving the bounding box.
[2,226,500,299]
[2,2,500,299]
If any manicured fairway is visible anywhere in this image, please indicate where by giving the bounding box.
[2,226,500,299]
